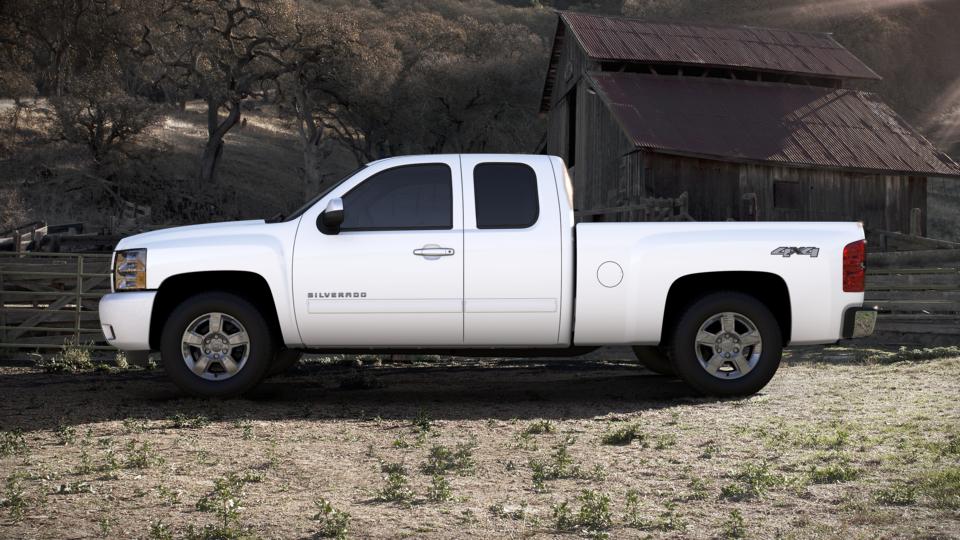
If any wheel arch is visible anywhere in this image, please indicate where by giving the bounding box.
[662,271,791,345]
[149,271,283,350]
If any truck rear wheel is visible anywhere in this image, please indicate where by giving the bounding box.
[669,292,782,397]
[631,346,675,376]
[160,292,274,398]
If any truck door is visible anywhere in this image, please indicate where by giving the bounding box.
[461,156,563,346]
[292,157,464,346]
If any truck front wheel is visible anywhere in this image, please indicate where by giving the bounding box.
[160,292,275,398]
[669,292,782,397]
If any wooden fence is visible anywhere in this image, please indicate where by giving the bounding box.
[0,252,113,350]
[865,249,960,345]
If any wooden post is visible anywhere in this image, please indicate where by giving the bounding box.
[0,264,5,346]
[75,255,83,344]
[13,229,20,254]
[909,208,923,237]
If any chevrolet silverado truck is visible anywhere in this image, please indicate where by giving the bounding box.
[99,154,876,398]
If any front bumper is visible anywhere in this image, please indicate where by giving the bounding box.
[98,291,156,350]
[841,307,877,339]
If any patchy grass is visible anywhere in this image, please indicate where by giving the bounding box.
[0,346,957,538]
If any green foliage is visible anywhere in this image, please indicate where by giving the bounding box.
[721,509,748,539]
[529,437,586,492]
[313,498,350,539]
[0,430,28,457]
[427,474,453,502]
[553,490,612,539]
[921,467,960,509]
[376,463,414,504]
[125,440,162,469]
[194,472,258,538]
[169,413,210,429]
[1,473,28,521]
[720,462,785,501]
[36,341,93,373]
[874,483,918,506]
[54,422,77,445]
[600,423,646,446]
[420,442,476,475]
[148,520,174,540]
[522,420,555,435]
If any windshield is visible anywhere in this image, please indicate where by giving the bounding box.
[270,165,367,223]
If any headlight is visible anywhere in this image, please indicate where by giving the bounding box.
[114,249,147,291]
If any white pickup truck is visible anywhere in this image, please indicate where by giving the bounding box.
[100,154,876,397]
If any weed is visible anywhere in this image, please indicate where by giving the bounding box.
[125,440,162,469]
[624,493,686,532]
[1,473,28,521]
[194,472,255,538]
[700,440,721,459]
[122,417,148,434]
[392,436,409,449]
[157,484,182,506]
[114,351,130,370]
[169,413,210,429]
[313,497,350,539]
[655,433,678,450]
[720,462,784,501]
[148,520,174,540]
[921,467,960,509]
[529,436,585,491]
[874,483,917,506]
[421,441,476,475]
[553,489,612,539]
[36,340,94,372]
[683,477,709,501]
[0,429,27,457]
[808,454,860,484]
[523,420,555,435]
[721,509,748,539]
[427,474,453,502]
[600,423,645,446]
[412,409,432,434]
[55,422,77,445]
[376,462,414,504]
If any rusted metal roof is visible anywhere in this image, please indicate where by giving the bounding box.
[562,12,881,80]
[587,72,960,177]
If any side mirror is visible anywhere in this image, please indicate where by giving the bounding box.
[318,197,344,234]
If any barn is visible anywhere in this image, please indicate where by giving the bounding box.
[540,11,960,233]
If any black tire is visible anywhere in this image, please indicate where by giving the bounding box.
[631,346,675,376]
[267,348,303,377]
[160,292,275,398]
[669,291,782,397]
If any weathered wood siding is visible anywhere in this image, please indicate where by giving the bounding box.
[549,27,593,111]
[636,153,927,233]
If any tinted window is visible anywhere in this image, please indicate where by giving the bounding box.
[474,163,539,229]
[341,164,452,231]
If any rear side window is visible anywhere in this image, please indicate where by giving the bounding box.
[341,164,452,231]
[473,163,539,229]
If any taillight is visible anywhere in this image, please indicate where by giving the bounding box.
[843,240,865,292]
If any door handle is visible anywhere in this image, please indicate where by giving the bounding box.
[413,245,455,260]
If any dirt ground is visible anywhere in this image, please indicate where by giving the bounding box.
[0,346,958,539]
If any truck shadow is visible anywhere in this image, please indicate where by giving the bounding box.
[0,356,726,431]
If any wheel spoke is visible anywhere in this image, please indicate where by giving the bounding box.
[704,354,725,375]
[720,313,736,334]
[227,331,249,347]
[191,356,211,375]
[696,330,717,347]
[739,331,761,347]
[731,355,751,374]
[207,313,222,334]
[220,356,239,375]
[183,332,204,347]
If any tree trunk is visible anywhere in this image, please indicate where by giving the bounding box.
[198,99,242,185]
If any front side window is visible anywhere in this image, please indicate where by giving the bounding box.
[341,164,452,231]
[474,163,539,229]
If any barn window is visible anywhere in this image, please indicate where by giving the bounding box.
[773,181,802,209]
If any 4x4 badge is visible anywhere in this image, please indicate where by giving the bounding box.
[771,247,820,258]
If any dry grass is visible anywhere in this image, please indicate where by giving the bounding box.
[0,346,957,538]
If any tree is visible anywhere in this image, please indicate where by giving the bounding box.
[51,67,161,164]
[139,0,290,185]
